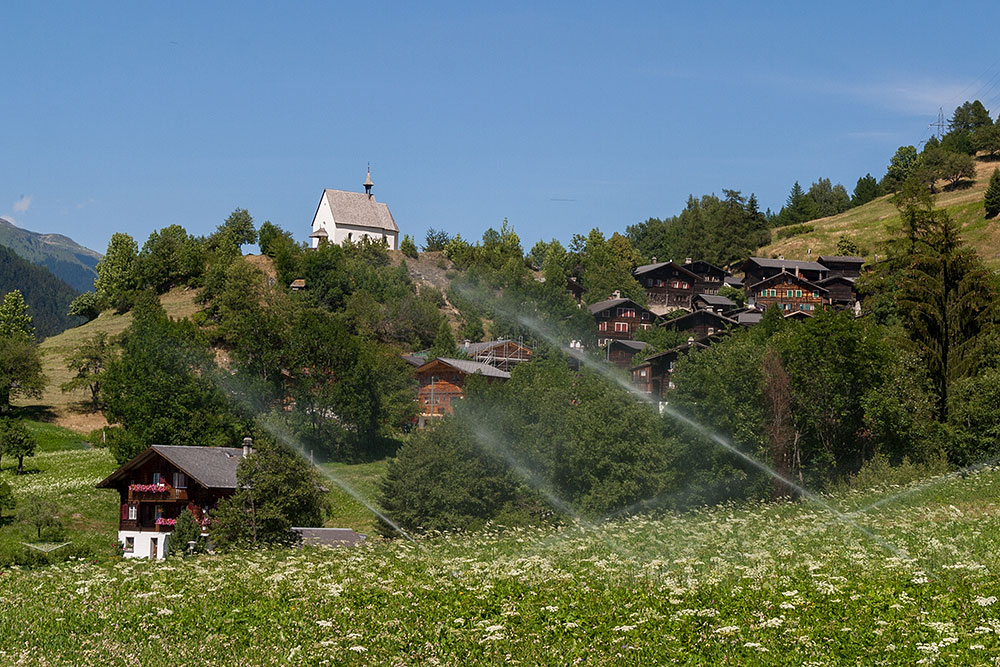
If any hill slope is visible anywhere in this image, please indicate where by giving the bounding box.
[760,158,1000,265]
[0,243,83,338]
[0,217,102,292]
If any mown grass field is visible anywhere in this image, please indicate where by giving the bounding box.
[2,444,1000,665]
[760,157,1000,266]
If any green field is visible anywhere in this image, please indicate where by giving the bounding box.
[2,444,1000,664]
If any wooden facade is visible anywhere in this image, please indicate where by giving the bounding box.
[817,255,865,279]
[414,357,510,427]
[682,260,729,295]
[740,257,828,287]
[815,275,856,308]
[660,309,738,338]
[692,293,737,314]
[607,339,648,369]
[630,337,712,401]
[748,272,828,314]
[588,298,657,347]
[632,262,698,310]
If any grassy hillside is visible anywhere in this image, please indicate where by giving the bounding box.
[760,158,1000,265]
[14,286,203,433]
[1,459,999,663]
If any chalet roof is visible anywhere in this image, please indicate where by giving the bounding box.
[587,297,648,315]
[458,338,531,356]
[659,309,738,330]
[416,357,511,379]
[631,336,714,369]
[318,189,398,233]
[633,261,700,280]
[815,274,856,286]
[723,276,743,288]
[608,339,648,352]
[784,310,814,320]
[747,270,828,293]
[694,293,736,307]
[293,527,367,547]
[401,354,426,367]
[741,257,828,273]
[818,255,865,265]
[96,445,246,490]
[682,260,728,276]
[736,310,763,325]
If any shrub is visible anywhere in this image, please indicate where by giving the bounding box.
[400,235,419,258]
[775,224,814,240]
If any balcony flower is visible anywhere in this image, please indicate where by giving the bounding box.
[129,483,172,493]
[155,518,177,526]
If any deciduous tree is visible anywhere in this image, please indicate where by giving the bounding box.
[94,233,140,312]
[0,417,36,474]
[0,291,34,341]
[60,332,112,412]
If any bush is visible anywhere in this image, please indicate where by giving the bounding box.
[400,235,419,259]
[105,426,144,464]
[166,508,204,556]
[775,224,814,240]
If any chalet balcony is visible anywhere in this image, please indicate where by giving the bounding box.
[127,484,189,503]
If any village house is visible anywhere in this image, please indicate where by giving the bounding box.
[457,338,532,372]
[660,309,739,338]
[606,339,648,369]
[739,257,828,286]
[817,255,865,279]
[588,296,657,347]
[632,260,699,312]
[815,274,858,309]
[630,334,722,401]
[692,293,737,314]
[566,277,585,304]
[747,270,829,313]
[96,443,251,559]
[414,357,510,427]
[682,260,730,295]
[309,168,399,250]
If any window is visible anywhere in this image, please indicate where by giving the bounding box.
[598,321,608,331]
[681,282,689,289]
[647,278,654,287]
[155,505,164,520]
[656,279,665,287]
[795,289,802,297]
[813,291,819,298]
[128,505,137,521]
[614,322,629,333]
[152,472,162,486]
[639,323,651,330]
[124,537,134,553]
[173,472,187,489]
[786,290,794,298]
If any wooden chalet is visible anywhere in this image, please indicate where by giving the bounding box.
[682,260,730,295]
[739,257,828,286]
[692,293,736,314]
[607,339,648,369]
[414,357,510,427]
[566,277,585,304]
[784,310,813,321]
[96,444,250,559]
[815,275,857,309]
[457,338,532,372]
[630,334,719,401]
[748,271,828,314]
[660,309,738,338]
[632,261,699,311]
[587,297,657,347]
[817,255,865,279]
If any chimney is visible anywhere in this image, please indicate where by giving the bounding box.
[778,254,785,261]
[684,257,692,265]
[611,289,621,300]
[651,256,657,264]
[242,437,254,458]
[795,266,800,278]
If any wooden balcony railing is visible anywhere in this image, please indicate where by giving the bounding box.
[127,486,189,502]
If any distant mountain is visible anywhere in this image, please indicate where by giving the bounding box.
[0,243,83,339]
[0,217,101,293]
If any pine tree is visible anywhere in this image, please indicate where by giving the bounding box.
[985,168,1000,219]
[429,319,457,359]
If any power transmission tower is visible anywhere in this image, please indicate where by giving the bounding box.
[929,107,946,138]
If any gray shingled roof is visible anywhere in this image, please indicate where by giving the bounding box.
[818,255,865,264]
[587,298,632,314]
[152,446,245,489]
[694,294,736,307]
[609,339,648,351]
[816,275,856,285]
[744,257,828,272]
[322,189,398,233]
[421,357,511,379]
[633,261,700,279]
[747,270,828,293]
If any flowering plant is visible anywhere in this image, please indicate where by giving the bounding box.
[129,483,171,493]
[155,517,177,526]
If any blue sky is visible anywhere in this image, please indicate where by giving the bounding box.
[4,2,1000,256]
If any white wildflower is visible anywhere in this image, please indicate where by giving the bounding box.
[975,596,997,607]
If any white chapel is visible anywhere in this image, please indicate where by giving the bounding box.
[309,168,399,250]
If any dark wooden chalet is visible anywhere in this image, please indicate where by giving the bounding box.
[660,309,738,338]
[682,260,730,295]
[630,334,719,401]
[739,257,828,286]
[414,357,510,427]
[566,277,585,304]
[748,271,828,314]
[817,255,865,279]
[97,444,247,559]
[815,275,857,308]
[588,297,656,347]
[693,293,737,314]
[457,338,532,372]
[607,339,648,369]
[632,261,699,311]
